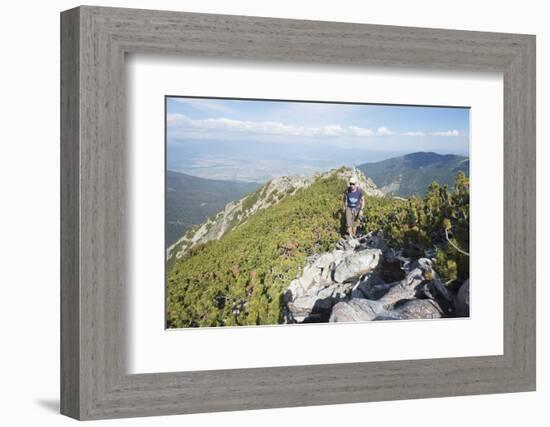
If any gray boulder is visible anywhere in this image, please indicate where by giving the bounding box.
[313,251,339,270]
[336,237,362,251]
[296,264,321,291]
[284,232,460,324]
[393,299,444,319]
[287,294,331,322]
[285,278,354,323]
[376,266,427,306]
[456,279,470,317]
[351,272,388,299]
[333,248,382,283]
[329,299,382,322]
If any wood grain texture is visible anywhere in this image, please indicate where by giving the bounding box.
[60,7,80,419]
[60,5,536,420]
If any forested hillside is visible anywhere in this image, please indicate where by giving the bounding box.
[166,166,469,328]
[357,152,469,197]
[166,171,259,246]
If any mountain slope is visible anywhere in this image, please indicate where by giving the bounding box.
[166,171,259,247]
[166,166,383,328]
[167,167,382,263]
[357,152,469,197]
[167,167,470,329]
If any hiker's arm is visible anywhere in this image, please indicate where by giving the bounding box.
[360,194,365,212]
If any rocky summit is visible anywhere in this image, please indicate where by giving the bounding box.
[283,232,468,324]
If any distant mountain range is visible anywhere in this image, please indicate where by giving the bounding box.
[357,152,469,197]
[166,171,259,247]
[167,152,469,246]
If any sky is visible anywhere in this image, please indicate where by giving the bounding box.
[166,97,470,182]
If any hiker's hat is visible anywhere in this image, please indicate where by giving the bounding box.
[349,177,357,184]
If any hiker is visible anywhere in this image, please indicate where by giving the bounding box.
[343,177,365,238]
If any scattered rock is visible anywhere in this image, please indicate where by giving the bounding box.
[456,279,470,317]
[376,266,427,306]
[332,248,382,283]
[335,237,361,251]
[283,232,466,324]
[329,299,382,322]
[285,280,354,323]
[379,257,406,283]
[350,272,388,299]
[393,299,444,319]
[372,313,403,320]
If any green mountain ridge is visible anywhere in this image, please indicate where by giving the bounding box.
[167,167,356,328]
[166,170,259,247]
[166,166,470,328]
[357,152,469,197]
[167,167,382,265]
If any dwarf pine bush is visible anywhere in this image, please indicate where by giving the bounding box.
[166,171,469,328]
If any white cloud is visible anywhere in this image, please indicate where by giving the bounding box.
[169,98,238,116]
[376,126,394,136]
[322,124,346,136]
[167,114,376,138]
[349,126,374,136]
[401,131,425,137]
[431,129,460,137]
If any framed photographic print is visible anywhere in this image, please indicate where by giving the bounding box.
[60,5,536,420]
[164,96,471,328]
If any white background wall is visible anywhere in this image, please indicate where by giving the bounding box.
[0,0,546,425]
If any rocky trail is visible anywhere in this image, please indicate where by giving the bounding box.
[283,232,470,323]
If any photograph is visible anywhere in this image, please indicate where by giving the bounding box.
[165,97,470,328]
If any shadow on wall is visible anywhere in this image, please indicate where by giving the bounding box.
[35,399,59,414]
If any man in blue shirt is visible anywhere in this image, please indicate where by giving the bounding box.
[343,177,365,238]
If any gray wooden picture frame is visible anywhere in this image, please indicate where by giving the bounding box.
[60,5,536,421]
